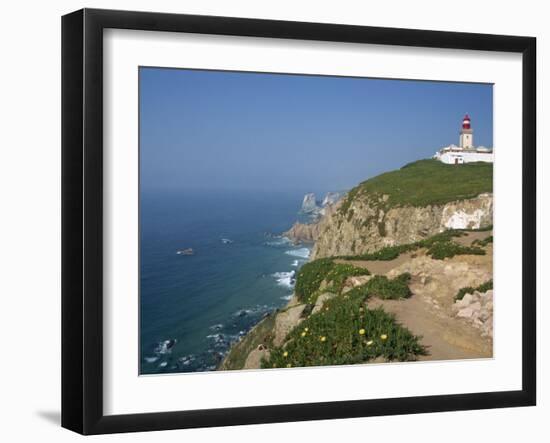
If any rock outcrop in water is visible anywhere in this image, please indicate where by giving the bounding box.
[283,222,320,243]
[300,193,319,214]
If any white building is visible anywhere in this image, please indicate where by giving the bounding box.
[434,114,493,164]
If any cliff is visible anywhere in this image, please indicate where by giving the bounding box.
[311,159,493,259]
[283,203,339,243]
[312,192,492,258]
[283,222,320,243]
[219,159,494,371]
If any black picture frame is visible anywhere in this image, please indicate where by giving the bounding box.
[62,8,537,435]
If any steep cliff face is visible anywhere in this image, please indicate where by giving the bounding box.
[283,222,320,243]
[284,203,338,243]
[311,192,493,259]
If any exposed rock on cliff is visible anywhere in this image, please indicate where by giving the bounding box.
[283,222,320,243]
[284,203,339,244]
[300,193,319,214]
[312,193,493,259]
[311,160,493,259]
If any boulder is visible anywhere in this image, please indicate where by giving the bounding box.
[346,275,373,289]
[457,307,474,318]
[461,293,475,305]
[469,301,482,312]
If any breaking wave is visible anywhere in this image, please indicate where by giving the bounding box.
[285,247,310,259]
[272,270,296,289]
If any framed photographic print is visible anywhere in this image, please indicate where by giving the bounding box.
[61,8,536,435]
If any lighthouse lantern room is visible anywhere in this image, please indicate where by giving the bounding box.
[459,114,474,149]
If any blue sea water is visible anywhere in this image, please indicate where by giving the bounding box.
[140,189,312,374]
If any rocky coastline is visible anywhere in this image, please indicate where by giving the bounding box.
[219,161,494,371]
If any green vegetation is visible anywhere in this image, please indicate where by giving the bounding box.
[339,159,493,215]
[455,279,493,301]
[219,313,277,370]
[295,259,370,303]
[294,258,334,302]
[339,229,487,262]
[364,273,412,300]
[426,241,485,260]
[262,286,426,368]
[473,235,493,247]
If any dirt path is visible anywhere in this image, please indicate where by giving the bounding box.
[368,296,492,361]
[338,244,493,361]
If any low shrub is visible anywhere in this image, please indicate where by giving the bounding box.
[294,258,335,302]
[261,287,426,369]
[455,279,493,301]
[339,229,484,262]
[455,286,475,301]
[473,235,493,247]
[364,273,412,300]
[324,263,370,294]
[339,243,416,261]
[426,241,485,260]
[295,259,369,303]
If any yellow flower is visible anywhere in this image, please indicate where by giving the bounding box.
[304,327,309,332]
[380,334,388,340]
[320,336,327,342]
[359,307,364,312]
[283,351,288,357]
[301,332,306,337]
[366,340,374,346]
[286,363,292,368]
[359,329,366,335]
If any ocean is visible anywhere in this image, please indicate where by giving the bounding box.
[140,189,313,374]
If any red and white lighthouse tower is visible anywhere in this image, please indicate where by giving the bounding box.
[459,114,473,149]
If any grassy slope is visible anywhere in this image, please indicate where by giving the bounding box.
[219,313,277,370]
[342,159,493,210]
[263,284,426,368]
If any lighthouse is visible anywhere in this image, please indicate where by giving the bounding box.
[433,114,493,164]
[459,114,473,149]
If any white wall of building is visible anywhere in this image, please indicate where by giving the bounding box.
[435,150,494,164]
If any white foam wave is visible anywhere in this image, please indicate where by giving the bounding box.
[232,305,272,318]
[285,248,310,259]
[154,339,176,355]
[144,356,159,363]
[265,236,292,246]
[179,355,196,366]
[272,270,295,289]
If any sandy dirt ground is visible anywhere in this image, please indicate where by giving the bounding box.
[339,231,493,361]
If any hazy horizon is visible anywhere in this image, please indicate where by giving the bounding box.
[140,68,493,193]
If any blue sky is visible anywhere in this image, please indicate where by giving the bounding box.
[140,67,493,193]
